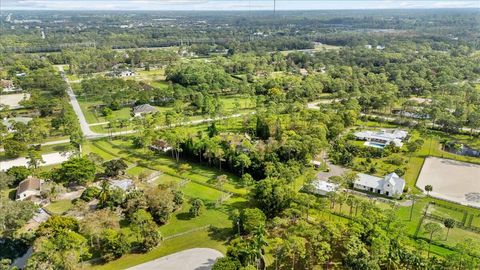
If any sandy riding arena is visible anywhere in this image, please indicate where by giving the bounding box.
[416,157,480,208]
[0,93,30,109]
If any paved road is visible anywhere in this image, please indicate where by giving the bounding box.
[58,66,101,138]
[126,248,223,270]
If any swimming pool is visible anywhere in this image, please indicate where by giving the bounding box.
[364,141,386,148]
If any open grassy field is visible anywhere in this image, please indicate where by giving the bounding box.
[418,218,480,248]
[86,139,247,195]
[80,137,247,270]
[44,200,74,215]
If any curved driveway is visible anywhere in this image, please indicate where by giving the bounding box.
[126,248,223,270]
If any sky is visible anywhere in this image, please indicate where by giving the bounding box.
[2,0,479,11]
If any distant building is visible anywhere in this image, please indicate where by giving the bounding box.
[1,79,16,92]
[354,172,405,197]
[110,179,134,192]
[354,129,408,148]
[299,68,309,76]
[2,117,33,132]
[132,104,158,117]
[365,45,372,49]
[107,70,136,77]
[150,139,172,152]
[376,45,385,50]
[310,180,339,196]
[16,176,42,201]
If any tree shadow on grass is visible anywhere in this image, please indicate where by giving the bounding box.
[208,226,233,242]
[176,212,193,220]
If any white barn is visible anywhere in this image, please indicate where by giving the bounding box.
[354,172,405,197]
[310,180,339,196]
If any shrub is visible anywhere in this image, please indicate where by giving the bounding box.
[80,186,100,202]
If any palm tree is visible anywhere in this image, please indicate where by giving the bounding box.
[193,138,205,163]
[213,146,225,171]
[443,218,455,240]
[346,194,356,216]
[424,185,433,196]
[251,225,267,269]
[98,180,111,209]
[337,192,347,214]
[408,193,421,221]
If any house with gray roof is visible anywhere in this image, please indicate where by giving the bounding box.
[132,104,158,117]
[354,172,405,197]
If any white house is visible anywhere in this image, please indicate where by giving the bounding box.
[16,176,42,201]
[310,180,339,196]
[354,172,405,197]
[2,117,33,132]
[119,70,135,77]
[107,70,136,77]
[354,129,408,148]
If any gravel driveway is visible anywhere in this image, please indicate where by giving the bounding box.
[126,248,223,270]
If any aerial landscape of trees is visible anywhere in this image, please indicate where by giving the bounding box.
[0,8,479,270]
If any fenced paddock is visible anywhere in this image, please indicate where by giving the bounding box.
[416,157,480,208]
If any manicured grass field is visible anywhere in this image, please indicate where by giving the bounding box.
[81,138,243,270]
[418,218,480,248]
[44,200,74,215]
[159,203,230,237]
[88,139,247,195]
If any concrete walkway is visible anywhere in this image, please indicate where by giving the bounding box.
[126,248,223,270]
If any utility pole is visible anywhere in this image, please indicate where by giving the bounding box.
[274,0,276,15]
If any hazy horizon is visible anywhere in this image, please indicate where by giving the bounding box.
[2,0,479,11]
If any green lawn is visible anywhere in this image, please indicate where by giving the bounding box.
[81,138,241,270]
[87,139,247,196]
[0,143,70,161]
[418,218,480,249]
[83,228,226,270]
[44,200,74,215]
[159,203,230,237]
[126,166,156,177]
